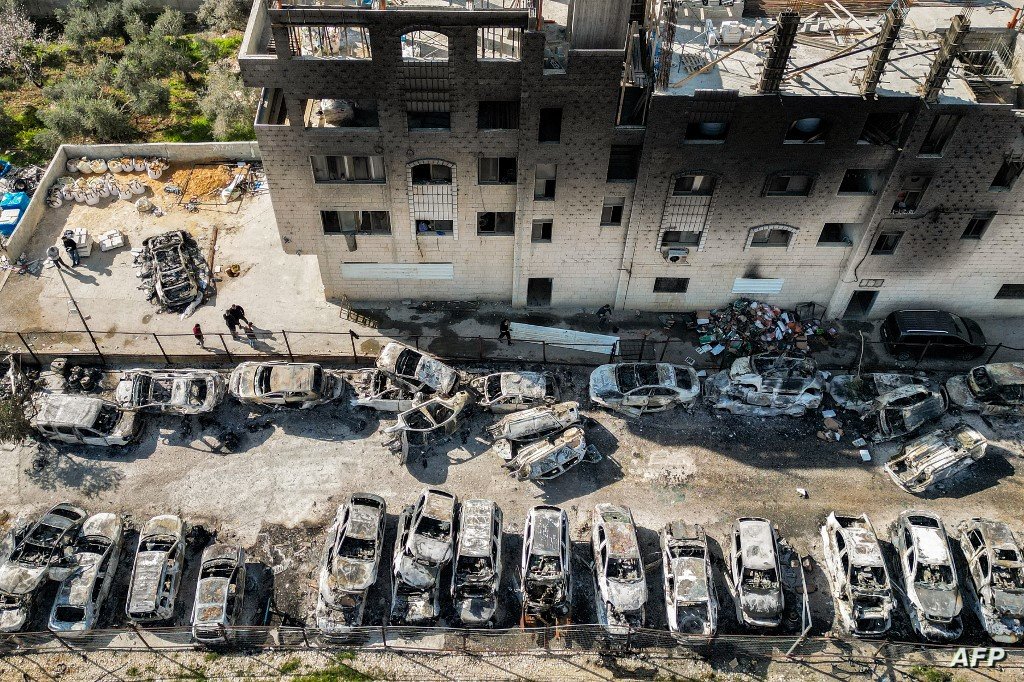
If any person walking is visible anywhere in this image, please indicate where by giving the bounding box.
[228,304,249,326]
[46,245,69,270]
[597,304,612,330]
[61,234,80,267]
[223,309,239,337]
[192,323,205,347]
[498,318,513,346]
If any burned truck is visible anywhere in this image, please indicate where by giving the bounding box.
[138,230,212,312]
[820,513,894,637]
[521,505,573,627]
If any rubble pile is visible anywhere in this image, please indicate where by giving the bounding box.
[695,299,838,356]
[135,230,213,314]
[0,163,43,196]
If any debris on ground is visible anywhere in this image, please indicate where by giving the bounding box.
[695,298,839,355]
[135,230,213,313]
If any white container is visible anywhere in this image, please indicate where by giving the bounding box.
[59,183,73,200]
[97,183,111,198]
[128,179,145,195]
[84,191,99,206]
[117,184,132,201]
[46,192,64,208]
[73,191,85,203]
[77,158,92,173]
[133,158,146,172]
[65,159,79,173]
[146,167,163,180]
[89,159,107,173]
[108,159,123,173]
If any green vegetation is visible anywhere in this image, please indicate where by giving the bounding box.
[908,666,954,682]
[279,658,302,674]
[0,0,254,165]
[203,651,222,663]
[292,653,372,682]
[0,396,32,444]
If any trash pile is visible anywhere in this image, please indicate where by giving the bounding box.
[0,162,43,196]
[695,299,839,357]
[135,230,213,315]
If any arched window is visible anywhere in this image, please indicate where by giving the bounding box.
[669,170,718,197]
[746,224,799,251]
[401,30,449,61]
[410,162,452,185]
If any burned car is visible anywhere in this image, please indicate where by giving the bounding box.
[316,493,386,635]
[348,369,416,412]
[0,503,87,632]
[890,511,963,642]
[502,426,596,482]
[819,513,894,637]
[115,369,226,415]
[390,488,456,625]
[31,394,139,447]
[521,505,572,627]
[139,230,212,312]
[48,513,123,636]
[191,544,247,644]
[729,517,784,628]
[885,424,988,495]
[470,372,558,413]
[705,354,825,417]
[127,515,185,623]
[946,363,1024,416]
[827,373,930,415]
[867,384,946,442]
[229,361,343,408]
[661,522,718,636]
[451,499,503,626]
[592,504,647,629]
[486,401,580,444]
[377,342,459,396]
[384,391,471,439]
[957,518,1024,643]
[590,363,700,416]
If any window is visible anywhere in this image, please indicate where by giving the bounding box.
[995,284,1024,299]
[478,157,516,185]
[685,121,728,142]
[401,30,449,61]
[408,111,451,130]
[601,197,625,226]
[750,229,792,247]
[477,211,515,235]
[818,223,849,245]
[672,175,715,196]
[415,219,453,236]
[308,99,379,128]
[539,108,562,143]
[290,25,371,59]
[534,164,556,199]
[531,220,552,243]
[310,155,385,183]
[661,230,701,247]
[258,89,288,125]
[477,27,521,60]
[411,163,452,184]
[860,112,905,145]
[785,117,826,143]
[617,86,646,126]
[478,101,520,130]
[765,173,812,196]
[838,169,883,195]
[962,212,993,240]
[321,210,391,235]
[607,145,641,181]
[990,160,1024,191]
[654,277,689,293]
[871,231,903,255]
[891,176,929,213]
[919,114,959,155]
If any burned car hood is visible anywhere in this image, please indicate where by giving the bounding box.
[605,579,647,613]
[456,595,497,624]
[992,590,1024,618]
[740,588,783,618]
[589,365,621,398]
[0,562,48,596]
[915,586,961,621]
[327,558,374,594]
[397,554,442,589]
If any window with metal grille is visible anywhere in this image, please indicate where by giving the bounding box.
[290,25,371,59]
[962,212,994,239]
[534,164,556,199]
[661,230,701,247]
[991,160,1024,191]
[478,101,520,130]
[601,197,625,226]
[995,284,1024,299]
[765,173,812,196]
[539,108,562,143]
[919,114,959,155]
[672,175,715,196]
[321,211,391,235]
[478,157,517,185]
[477,212,516,235]
[477,27,521,60]
[653,277,689,293]
[531,220,552,243]
[750,229,792,247]
[310,155,385,183]
[871,231,903,255]
[607,145,641,181]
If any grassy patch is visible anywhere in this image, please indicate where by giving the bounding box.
[280,658,302,674]
[908,666,953,682]
[203,651,221,663]
[291,653,371,682]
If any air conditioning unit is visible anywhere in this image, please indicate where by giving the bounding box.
[664,247,690,263]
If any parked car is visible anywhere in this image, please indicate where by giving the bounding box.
[126,515,186,623]
[48,513,124,636]
[589,363,700,416]
[819,513,894,637]
[868,385,946,442]
[661,522,718,636]
[191,545,247,644]
[451,499,503,627]
[316,494,387,635]
[729,517,784,628]
[890,511,963,642]
[827,373,930,415]
[706,354,825,417]
[591,504,647,628]
[228,362,343,408]
[348,369,417,412]
[880,310,986,361]
[390,488,457,625]
[31,394,139,447]
[377,342,459,396]
[946,363,1024,416]
[957,518,1024,643]
[0,503,87,632]
[486,401,580,443]
[115,369,226,415]
[521,505,573,627]
[470,372,558,413]
[503,426,594,482]
[885,424,988,495]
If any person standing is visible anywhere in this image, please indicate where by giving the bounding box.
[498,318,513,346]
[46,245,68,270]
[228,304,249,326]
[192,323,205,347]
[223,309,239,337]
[597,304,612,330]
[61,234,80,267]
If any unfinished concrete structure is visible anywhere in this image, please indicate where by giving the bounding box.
[240,0,1024,318]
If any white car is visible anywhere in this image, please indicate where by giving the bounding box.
[126,515,186,623]
[228,362,343,408]
[589,363,699,416]
[819,513,893,637]
[730,517,784,628]
[390,488,456,625]
[958,518,1024,644]
[591,504,646,629]
[661,522,717,636]
[470,372,558,413]
[451,499,503,626]
[706,354,825,417]
[115,369,226,415]
[31,394,139,447]
[376,343,459,396]
[48,513,124,636]
[521,505,572,627]
[890,511,963,642]
[191,545,247,644]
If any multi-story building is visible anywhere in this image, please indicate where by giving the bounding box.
[240,0,1024,319]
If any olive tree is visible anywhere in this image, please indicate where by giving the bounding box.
[199,59,257,140]
[197,0,251,33]
[0,0,52,87]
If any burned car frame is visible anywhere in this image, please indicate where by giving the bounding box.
[730,517,784,628]
[115,369,226,416]
[589,363,700,416]
[191,544,247,644]
[469,372,558,414]
[957,518,1024,644]
[451,499,503,627]
[661,522,718,636]
[31,394,139,447]
[48,513,124,636]
[376,342,459,396]
[127,515,185,623]
[819,513,894,637]
[348,369,417,412]
[521,505,572,627]
[390,488,456,625]
[229,361,343,409]
[891,511,963,642]
[486,401,580,444]
[502,425,597,482]
[827,373,930,416]
[705,354,825,417]
[884,424,988,495]
[138,230,212,312]
[946,363,1024,416]
[591,504,647,629]
[867,384,946,442]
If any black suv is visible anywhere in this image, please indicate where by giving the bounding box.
[880,310,987,361]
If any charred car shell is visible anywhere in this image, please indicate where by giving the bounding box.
[946,363,1024,416]
[115,369,226,415]
[521,505,572,627]
[469,372,558,413]
[486,401,580,443]
[589,363,700,416]
[706,354,825,417]
[819,513,894,637]
[957,518,1024,644]
[139,230,212,312]
[377,343,459,396]
[885,424,988,495]
[127,515,185,623]
[592,504,647,629]
[451,499,503,626]
[191,544,247,644]
[827,373,930,416]
[390,488,457,625]
[868,384,946,442]
[229,362,343,408]
[31,394,139,447]
[348,369,416,412]
[661,522,718,636]
[502,426,594,482]
[891,511,963,642]
[730,517,784,628]
[48,513,124,636]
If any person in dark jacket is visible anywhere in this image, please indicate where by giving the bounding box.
[498,319,513,346]
[228,304,249,326]
[223,310,239,337]
[61,234,80,267]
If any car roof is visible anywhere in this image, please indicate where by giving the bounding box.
[141,515,182,538]
[34,394,106,427]
[346,501,382,541]
[839,526,885,567]
[596,504,639,558]
[888,310,963,336]
[266,363,319,393]
[422,489,456,520]
[737,518,777,570]
[529,506,564,557]
[499,372,549,399]
[458,500,497,558]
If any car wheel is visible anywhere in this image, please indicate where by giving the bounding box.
[896,351,912,362]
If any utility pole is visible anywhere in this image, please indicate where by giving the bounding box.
[52,264,105,363]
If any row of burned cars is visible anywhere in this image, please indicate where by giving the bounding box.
[4,495,1023,646]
